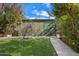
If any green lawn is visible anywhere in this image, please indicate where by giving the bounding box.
[0,38,57,56]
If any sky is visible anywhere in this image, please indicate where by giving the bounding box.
[22,3,54,19]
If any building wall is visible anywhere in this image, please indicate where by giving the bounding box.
[16,21,52,36]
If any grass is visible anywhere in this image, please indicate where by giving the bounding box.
[0,38,57,56]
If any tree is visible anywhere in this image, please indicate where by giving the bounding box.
[53,3,79,52]
[0,3,23,35]
[53,4,79,40]
[22,23,33,38]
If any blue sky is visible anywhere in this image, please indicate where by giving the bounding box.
[22,3,54,19]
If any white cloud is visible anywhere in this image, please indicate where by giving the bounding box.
[32,10,40,16]
[50,16,55,19]
[29,17,36,19]
[32,10,49,17]
[27,17,46,19]
[46,3,50,8]
[27,16,55,19]
[43,3,50,8]
[31,9,55,19]
[27,16,36,19]
[40,11,49,17]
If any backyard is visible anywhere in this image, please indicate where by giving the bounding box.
[0,3,79,56]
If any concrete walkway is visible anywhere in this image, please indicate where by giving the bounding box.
[50,36,79,56]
